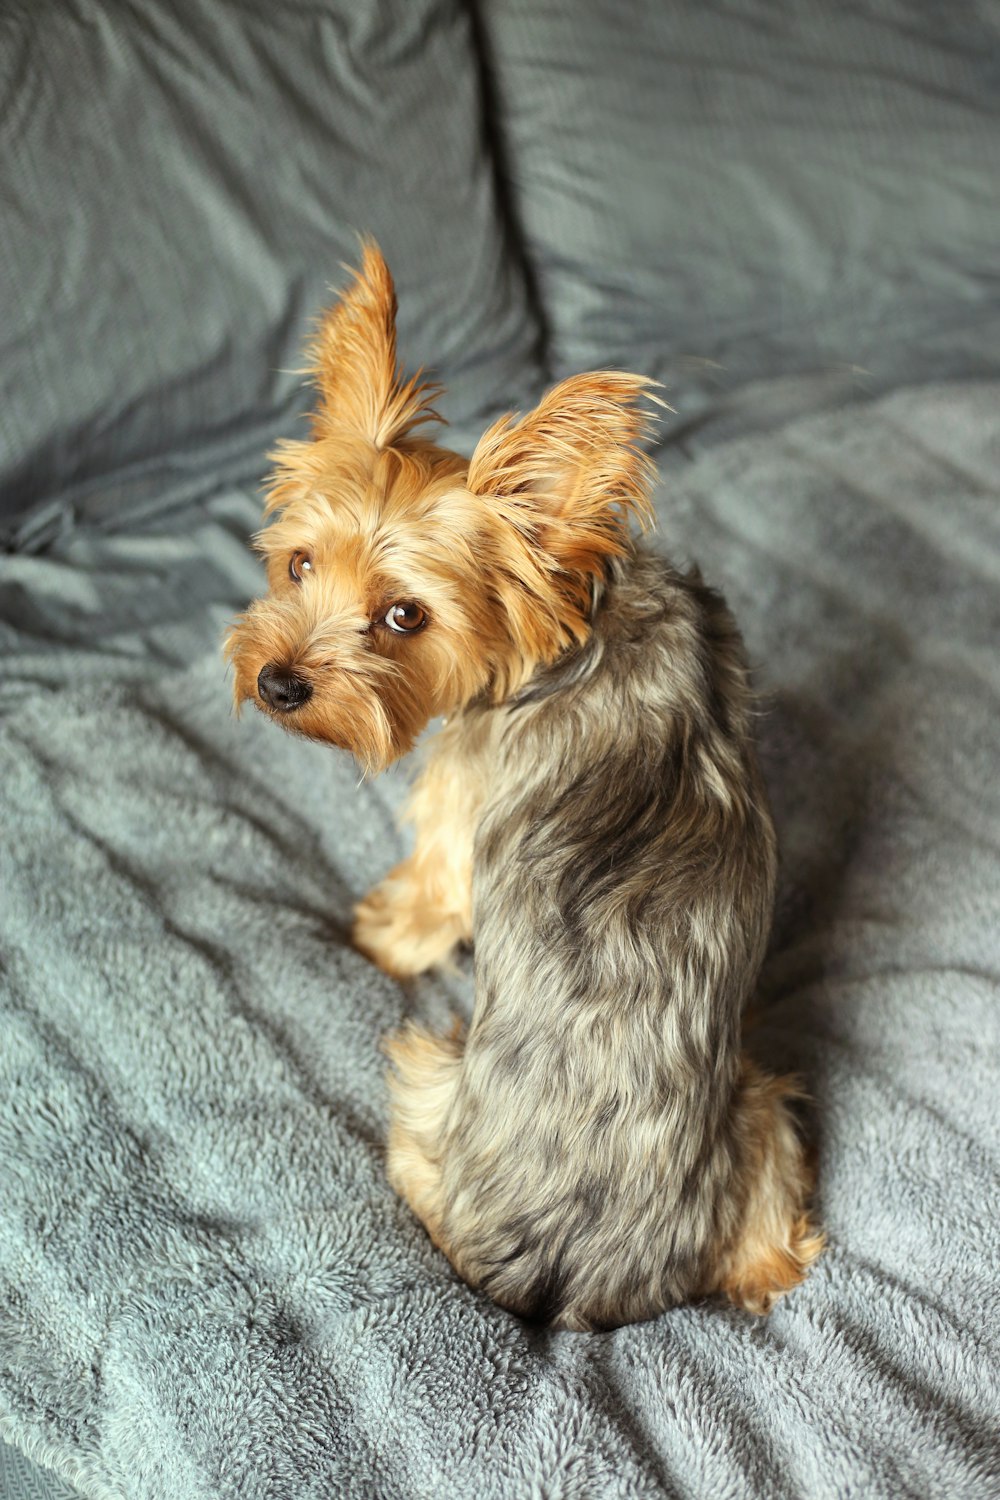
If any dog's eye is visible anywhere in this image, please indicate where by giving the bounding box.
[383,601,426,634]
[289,550,313,584]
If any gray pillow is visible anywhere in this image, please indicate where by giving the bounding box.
[478,0,1000,411]
[0,0,541,539]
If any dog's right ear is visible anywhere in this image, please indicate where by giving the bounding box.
[307,241,441,449]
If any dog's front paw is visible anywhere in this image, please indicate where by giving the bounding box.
[352,877,466,979]
[352,883,407,973]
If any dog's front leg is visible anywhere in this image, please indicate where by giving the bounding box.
[352,722,483,978]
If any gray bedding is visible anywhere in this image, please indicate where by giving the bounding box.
[2,382,999,1498]
[0,0,540,544]
[2,0,1000,1495]
[477,0,1000,412]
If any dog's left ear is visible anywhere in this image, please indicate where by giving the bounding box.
[467,372,660,580]
[308,240,441,448]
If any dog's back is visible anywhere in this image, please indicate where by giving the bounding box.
[387,550,821,1329]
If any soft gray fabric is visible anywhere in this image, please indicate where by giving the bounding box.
[477,0,1000,412]
[1,1434,78,1500]
[0,0,541,542]
[2,382,999,1499]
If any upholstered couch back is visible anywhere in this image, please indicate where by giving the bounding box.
[2,0,997,545]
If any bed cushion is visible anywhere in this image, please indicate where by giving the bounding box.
[477,0,1000,412]
[0,0,540,544]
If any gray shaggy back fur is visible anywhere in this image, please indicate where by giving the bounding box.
[440,549,778,1327]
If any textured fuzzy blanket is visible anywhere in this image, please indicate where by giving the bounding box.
[2,384,999,1498]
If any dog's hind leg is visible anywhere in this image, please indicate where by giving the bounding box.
[711,1060,824,1314]
[384,1022,464,1254]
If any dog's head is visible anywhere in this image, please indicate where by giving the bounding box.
[226,242,659,773]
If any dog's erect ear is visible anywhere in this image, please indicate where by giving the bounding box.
[466,372,660,580]
[308,241,441,448]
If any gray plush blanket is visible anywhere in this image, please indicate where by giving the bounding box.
[2,383,999,1498]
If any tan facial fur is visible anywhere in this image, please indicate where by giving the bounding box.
[227,242,822,1330]
[226,242,657,773]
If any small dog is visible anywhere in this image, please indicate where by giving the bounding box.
[227,243,822,1330]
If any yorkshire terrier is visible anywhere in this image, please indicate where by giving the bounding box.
[226,243,822,1330]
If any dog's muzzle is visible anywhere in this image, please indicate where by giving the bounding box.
[257,663,313,713]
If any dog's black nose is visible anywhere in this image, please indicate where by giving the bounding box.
[257,663,313,713]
